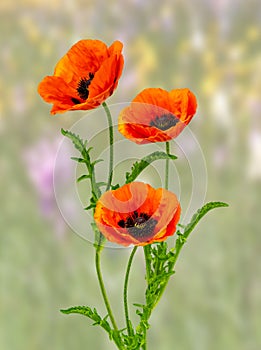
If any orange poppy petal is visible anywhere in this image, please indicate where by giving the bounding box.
[38,76,78,114]
[98,182,149,214]
[54,40,109,85]
[133,88,172,112]
[152,192,181,239]
[169,88,197,124]
[108,40,124,56]
[89,51,124,99]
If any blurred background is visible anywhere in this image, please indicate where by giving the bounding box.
[1,0,261,349]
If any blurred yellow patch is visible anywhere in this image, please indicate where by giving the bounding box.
[20,16,41,42]
[246,26,260,41]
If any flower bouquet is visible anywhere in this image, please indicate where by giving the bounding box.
[38,39,228,349]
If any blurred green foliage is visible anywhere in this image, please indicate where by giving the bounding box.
[1,0,261,349]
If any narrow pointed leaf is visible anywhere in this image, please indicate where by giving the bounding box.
[92,159,104,166]
[70,157,85,163]
[84,204,96,211]
[77,174,91,183]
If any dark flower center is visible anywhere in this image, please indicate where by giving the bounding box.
[118,211,157,240]
[75,72,95,101]
[150,113,179,131]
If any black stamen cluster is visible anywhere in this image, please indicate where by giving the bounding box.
[118,211,157,240]
[76,73,95,100]
[150,113,179,131]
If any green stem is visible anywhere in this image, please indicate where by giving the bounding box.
[124,246,138,336]
[151,142,171,312]
[89,164,101,200]
[95,244,119,333]
[102,102,114,191]
[145,142,171,314]
[165,141,170,190]
[151,232,188,312]
[141,246,152,349]
[143,245,151,283]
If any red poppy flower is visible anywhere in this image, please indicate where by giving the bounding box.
[38,40,124,114]
[118,88,197,144]
[94,182,181,246]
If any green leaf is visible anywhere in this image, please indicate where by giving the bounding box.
[125,151,177,184]
[183,201,229,239]
[61,129,89,160]
[84,193,99,211]
[70,157,85,163]
[61,128,101,199]
[77,174,91,183]
[60,306,112,335]
[92,159,104,166]
[171,202,229,269]
[84,204,96,211]
[133,303,144,308]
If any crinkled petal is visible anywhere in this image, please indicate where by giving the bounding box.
[54,40,109,86]
[38,76,78,114]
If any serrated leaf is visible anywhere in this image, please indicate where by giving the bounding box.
[125,151,177,184]
[60,306,112,335]
[183,201,229,239]
[61,129,88,158]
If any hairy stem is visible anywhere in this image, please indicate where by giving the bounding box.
[124,246,138,336]
[95,241,119,338]
[143,245,151,283]
[102,102,114,191]
[165,141,170,190]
